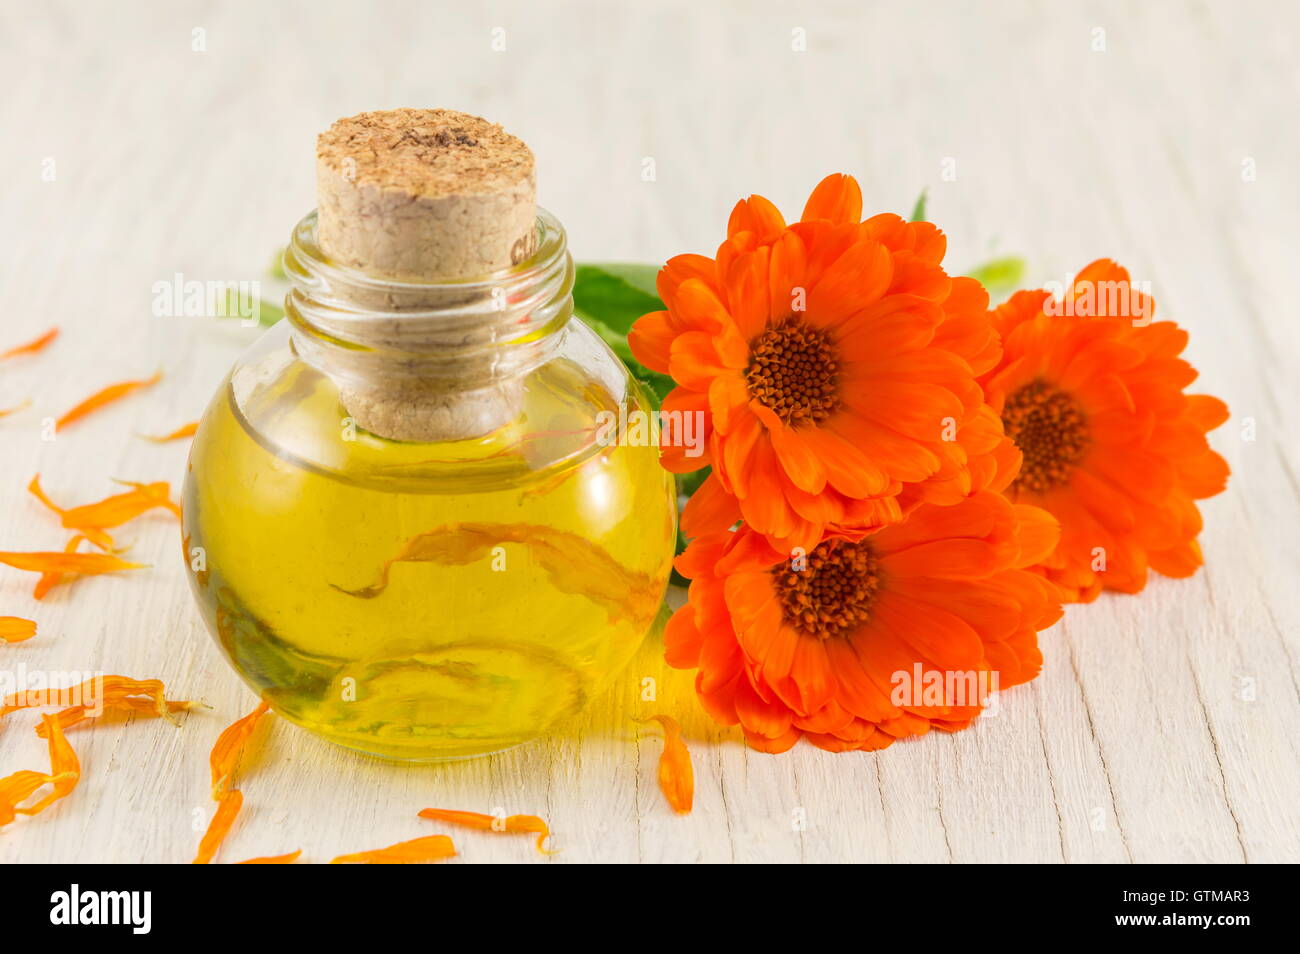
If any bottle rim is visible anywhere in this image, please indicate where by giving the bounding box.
[281,207,574,387]
[284,206,569,302]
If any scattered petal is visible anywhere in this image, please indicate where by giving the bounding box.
[0,714,80,827]
[0,617,37,644]
[192,788,243,864]
[2,674,192,727]
[1,328,58,361]
[110,479,183,518]
[54,371,162,431]
[29,474,180,541]
[0,549,146,598]
[191,701,273,864]
[139,421,199,443]
[418,808,556,855]
[32,535,90,599]
[636,714,694,814]
[36,695,199,737]
[330,834,457,865]
[209,700,271,797]
[0,771,50,827]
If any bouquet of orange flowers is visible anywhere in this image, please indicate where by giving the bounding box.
[583,174,1229,754]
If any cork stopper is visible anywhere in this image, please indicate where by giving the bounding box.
[313,109,539,442]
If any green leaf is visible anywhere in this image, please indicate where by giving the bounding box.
[966,256,1026,294]
[909,189,928,222]
[676,467,710,499]
[268,247,288,281]
[586,262,660,299]
[572,263,663,337]
[573,263,673,404]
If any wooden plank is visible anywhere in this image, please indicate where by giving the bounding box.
[0,0,1295,864]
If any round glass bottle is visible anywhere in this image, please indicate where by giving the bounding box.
[182,209,676,760]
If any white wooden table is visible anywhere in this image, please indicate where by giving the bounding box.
[1,0,1296,864]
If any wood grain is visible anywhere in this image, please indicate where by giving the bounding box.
[0,0,1295,863]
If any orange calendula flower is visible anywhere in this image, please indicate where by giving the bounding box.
[0,327,58,361]
[140,421,199,443]
[418,808,555,855]
[29,475,181,550]
[1,616,37,644]
[0,549,146,598]
[635,715,694,813]
[666,492,1062,753]
[54,371,162,431]
[0,714,80,827]
[330,834,458,865]
[979,260,1230,602]
[629,174,1017,551]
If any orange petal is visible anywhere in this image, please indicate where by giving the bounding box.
[140,421,198,442]
[55,371,162,431]
[1,715,80,826]
[2,674,191,728]
[1185,394,1230,432]
[0,550,146,600]
[806,239,893,319]
[0,771,50,826]
[36,696,197,737]
[58,481,181,530]
[801,174,863,225]
[192,788,243,864]
[727,193,787,242]
[627,310,677,373]
[636,714,694,814]
[26,474,66,518]
[210,700,271,796]
[681,471,742,538]
[0,617,37,644]
[1012,504,1061,567]
[1148,539,1203,578]
[1,327,58,361]
[418,808,555,855]
[330,834,457,864]
[752,404,827,494]
[31,475,180,537]
[32,535,89,599]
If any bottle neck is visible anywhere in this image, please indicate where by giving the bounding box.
[283,208,574,397]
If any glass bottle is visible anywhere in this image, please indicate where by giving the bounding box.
[181,208,676,760]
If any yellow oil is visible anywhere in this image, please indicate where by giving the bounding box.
[182,336,675,760]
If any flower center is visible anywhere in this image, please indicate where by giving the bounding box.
[1001,379,1088,493]
[745,319,840,426]
[773,539,881,640]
